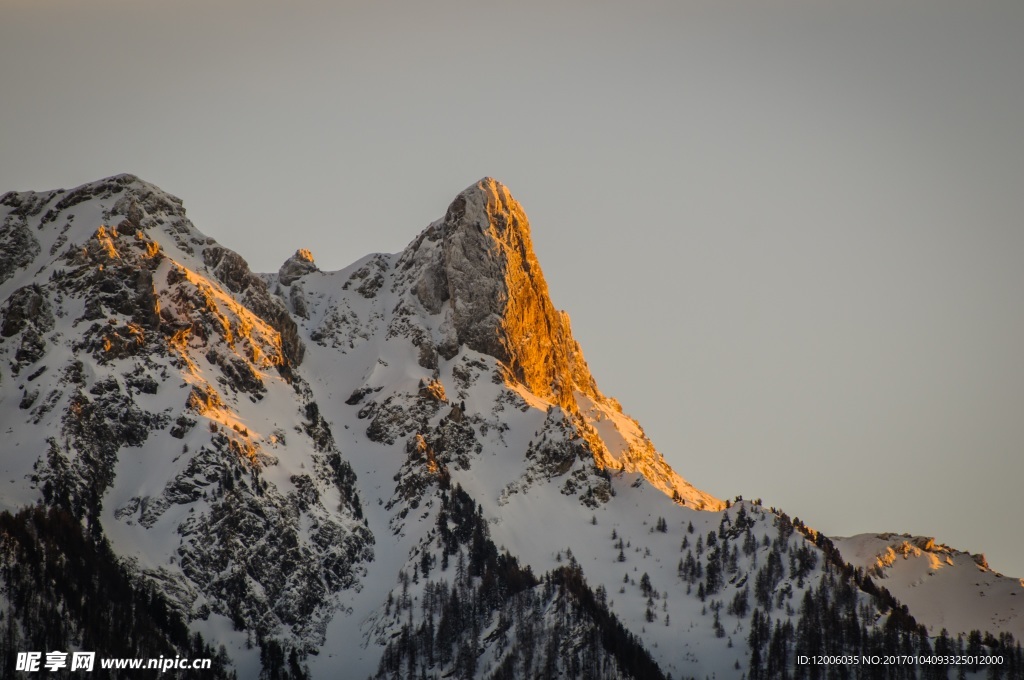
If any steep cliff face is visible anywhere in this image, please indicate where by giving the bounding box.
[387,178,721,509]
[403,178,598,410]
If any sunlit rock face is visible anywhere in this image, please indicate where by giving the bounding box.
[405,178,599,410]
[278,249,318,286]
[395,178,722,509]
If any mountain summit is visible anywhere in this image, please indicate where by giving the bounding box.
[286,177,722,509]
[404,178,598,410]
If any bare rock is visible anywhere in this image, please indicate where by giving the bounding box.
[0,217,41,286]
[401,178,600,411]
[278,248,318,286]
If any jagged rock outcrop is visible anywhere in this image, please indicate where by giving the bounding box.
[0,285,50,337]
[0,209,41,285]
[279,248,318,286]
[387,179,721,509]
[401,178,599,410]
[0,174,371,659]
[273,177,720,509]
[203,245,305,367]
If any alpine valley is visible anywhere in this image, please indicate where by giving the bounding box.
[1,175,1021,679]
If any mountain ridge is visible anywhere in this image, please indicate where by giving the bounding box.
[2,173,1021,679]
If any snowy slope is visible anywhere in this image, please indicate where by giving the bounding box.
[834,533,1024,641]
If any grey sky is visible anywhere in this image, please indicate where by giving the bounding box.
[3,0,1023,576]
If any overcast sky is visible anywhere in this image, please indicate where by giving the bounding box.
[3,0,1022,576]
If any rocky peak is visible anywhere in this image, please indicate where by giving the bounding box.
[393,179,722,509]
[4,173,306,368]
[407,178,599,410]
[279,248,319,286]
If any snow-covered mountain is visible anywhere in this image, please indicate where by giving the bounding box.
[832,534,1024,643]
[1,174,1021,679]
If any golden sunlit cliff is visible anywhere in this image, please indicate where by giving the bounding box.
[400,178,722,509]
